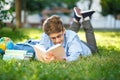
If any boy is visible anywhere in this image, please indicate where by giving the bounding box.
[37,7,98,62]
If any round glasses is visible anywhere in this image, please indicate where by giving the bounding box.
[50,33,64,41]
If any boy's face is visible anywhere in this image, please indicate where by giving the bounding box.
[49,31,64,45]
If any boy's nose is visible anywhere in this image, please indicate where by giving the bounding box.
[55,38,61,43]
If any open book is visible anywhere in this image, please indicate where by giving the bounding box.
[33,44,66,62]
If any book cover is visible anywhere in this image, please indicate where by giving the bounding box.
[3,50,27,60]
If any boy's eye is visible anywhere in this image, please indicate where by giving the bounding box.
[50,33,63,40]
[51,37,56,40]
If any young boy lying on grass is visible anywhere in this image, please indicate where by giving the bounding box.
[0,7,98,62]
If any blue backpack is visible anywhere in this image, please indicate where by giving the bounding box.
[13,39,40,58]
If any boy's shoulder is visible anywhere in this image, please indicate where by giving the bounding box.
[41,33,49,39]
[66,30,77,36]
[65,30,78,41]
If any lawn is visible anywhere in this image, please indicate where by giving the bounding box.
[0,27,120,80]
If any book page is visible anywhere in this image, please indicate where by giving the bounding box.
[34,44,46,52]
[47,44,66,60]
[33,45,47,62]
[47,44,61,52]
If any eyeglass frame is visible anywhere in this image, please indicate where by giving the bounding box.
[49,32,64,41]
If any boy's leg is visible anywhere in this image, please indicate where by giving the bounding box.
[69,7,82,33]
[69,20,81,33]
[82,18,98,53]
[73,7,98,53]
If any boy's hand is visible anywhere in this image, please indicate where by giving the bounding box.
[45,52,55,62]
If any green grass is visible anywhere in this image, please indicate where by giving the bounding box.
[0,27,43,43]
[0,28,120,80]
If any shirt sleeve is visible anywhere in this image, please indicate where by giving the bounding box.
[39,33,52,50]
[65,35,84,62]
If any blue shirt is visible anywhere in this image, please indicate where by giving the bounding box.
[39,30,92,62]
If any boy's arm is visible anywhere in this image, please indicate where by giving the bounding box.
[66,36,82,62]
